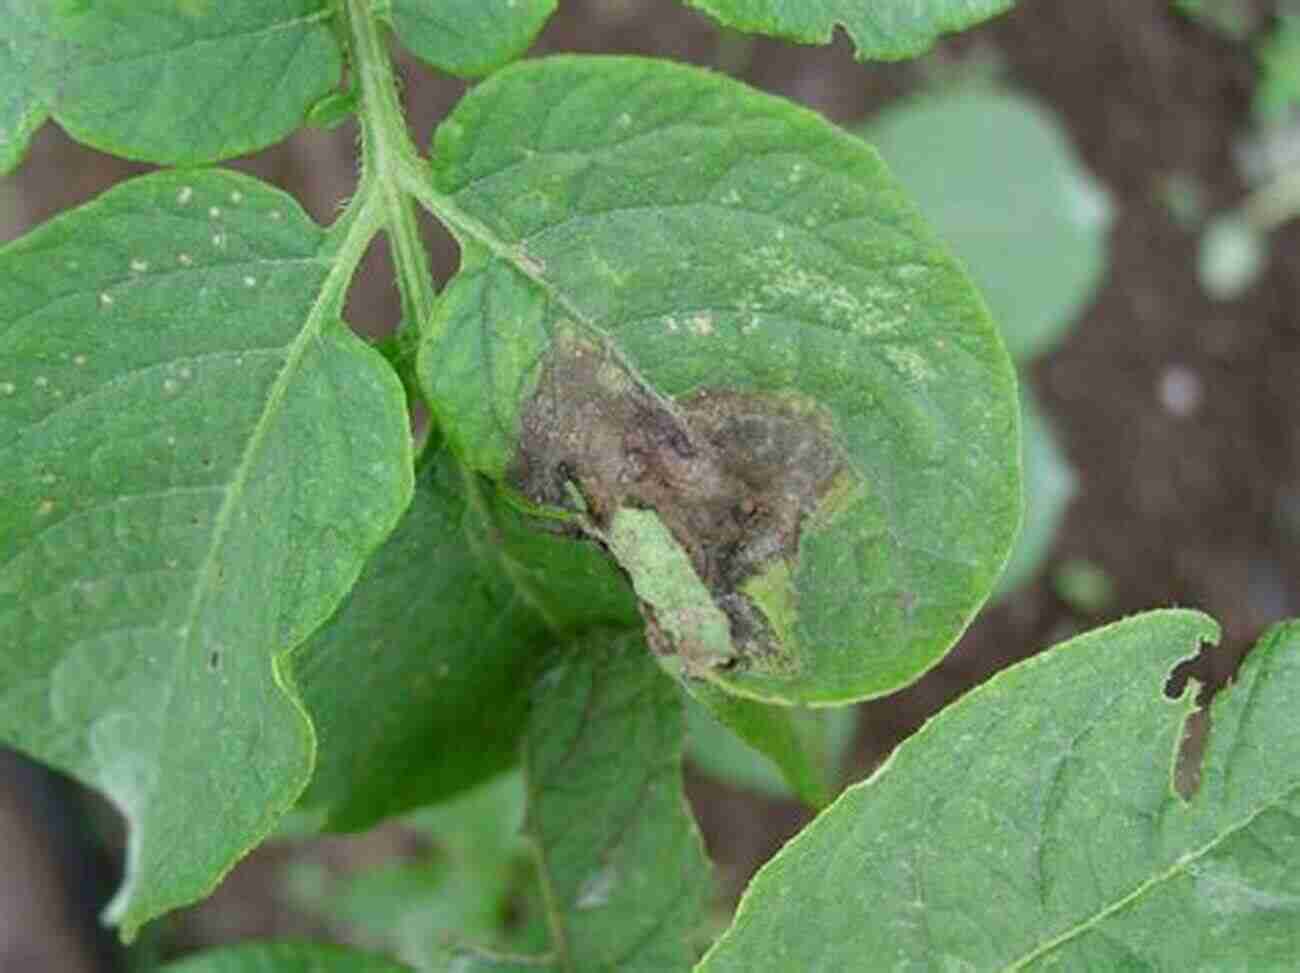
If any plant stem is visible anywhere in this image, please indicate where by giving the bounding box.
[342,0,438,334]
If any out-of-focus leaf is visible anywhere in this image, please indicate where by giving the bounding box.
[995,389,1076,595]
[161,942,413,972]
[1199,214,1267,300]
[867,88,1113,362]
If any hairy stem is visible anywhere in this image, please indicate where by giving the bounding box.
[342,0,438,333]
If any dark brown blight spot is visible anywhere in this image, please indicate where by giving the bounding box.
[510,331,859,672]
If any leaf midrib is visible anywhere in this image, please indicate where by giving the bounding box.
[1005,779,1300,969]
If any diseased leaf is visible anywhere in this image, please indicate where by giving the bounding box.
[459,630,708,972]
[386,0,557,78]
[295,440,637,831]
[419,56,1020,704]
[700,611,1300,970]
[682,0,1015,62]
[867,89,1113,362]
[0,1,60,174]
[160,942,413,972]
[0,169,411,936]
[47,1,342,165]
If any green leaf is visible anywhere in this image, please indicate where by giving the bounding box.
[288,772,538,968]
[681,0,1015,62]
[161,942,413,972]
[866,89,1113,362]
[0,169,412,936]
[295,441,637,831]
[1256,15,1300,123]
[418,56,1020,704]
[47,1,343,165]
[496,630,709,971]
[385,0,557,78]
[0,1,60,174]
[686,681,854,808]
[994,389,1076,595]
[700,611,1300,969]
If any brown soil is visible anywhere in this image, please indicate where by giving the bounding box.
[2,0,1298,965]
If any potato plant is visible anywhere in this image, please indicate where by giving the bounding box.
[2,2,1297,970]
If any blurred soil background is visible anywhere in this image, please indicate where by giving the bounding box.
[3,0,1299,968]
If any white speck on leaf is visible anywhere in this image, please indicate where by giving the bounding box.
[130,258,148,272]
[0,382,14,395]
[208,206,221,219]
[211,233,226,249]
[269,209,283,221]
[177,186,193,205]
[178,253,193,266]
[163,378,179,395]
[34,375,48,388]
[99,292,114,307]
[37,499,55,516]
[229,190,243,204]
[73,354,87,366]
[576,865,618,910]
[243,275,257,288]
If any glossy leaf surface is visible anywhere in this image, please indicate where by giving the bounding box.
[387,0,557,77]
[48,0,342,165]
[683,0,1014,62]
[701,611,1300,970]
[295,442,636,831]
[0,169,412,935]
[419,56,1020,704]
[0,1,59,173]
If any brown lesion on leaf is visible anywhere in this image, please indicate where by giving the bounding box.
[509,329,860,674]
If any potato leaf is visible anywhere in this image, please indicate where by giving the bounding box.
[0,169,411,936]
[446,630,709,972]
[682,0,1014,62]
[0,0,60,173]
[418,56,1020,704]
[46,0,342,165]
[295,440,637,831]
[385,0,557,78]
[866,89,1112,363]
[699,611,1300,970]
